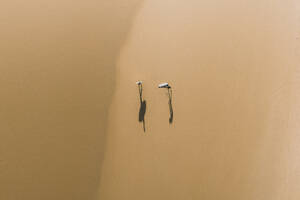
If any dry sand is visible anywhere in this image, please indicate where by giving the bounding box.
[99,0,300,200]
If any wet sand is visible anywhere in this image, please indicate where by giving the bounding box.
[0,1,142,200]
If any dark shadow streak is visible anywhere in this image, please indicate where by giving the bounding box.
[138,84,146,132]
[168,87,173,124]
